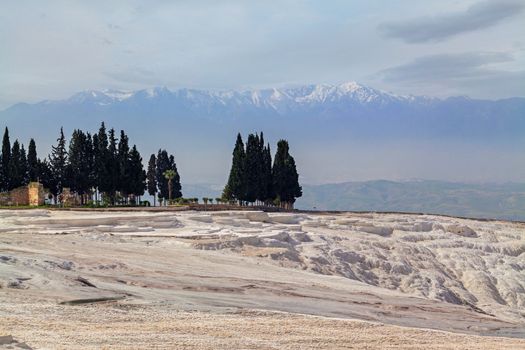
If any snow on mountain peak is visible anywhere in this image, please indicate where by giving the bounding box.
[270,88,286,101]
[101,89,134,101]
[337,81,363,94]
[52,81,440,112]
[142,86,171,98]
[67,90,106,103]
[289,81,384,104]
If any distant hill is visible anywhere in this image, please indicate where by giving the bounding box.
[295,180,525,221]
[180,180,525,221]
[181,183,223,200]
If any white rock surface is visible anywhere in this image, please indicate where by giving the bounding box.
[1,209,524,341]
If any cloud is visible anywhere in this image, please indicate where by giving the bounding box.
[104,67,158,85]
[379,1,525,43]
[375,52,525,98]
[378,52,512,82]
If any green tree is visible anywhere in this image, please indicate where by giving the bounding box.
[8,140,24,189]
[272,140,302,209]
[27,138,39,182]
[129,145,146,201]
[221,184,232,202]
[1,127,11,191]
[168,154,182,199]
[67,129,92,203]
[94,122,110,201]
[20,144,28,186]
[156,150,170,202]
[163,169,176,201]
[244,133,262,204]
[156,150,182,201]
[84,132,95,197]
[223,133,246,204]
[147,154,157,206]
[37,158,53,194]
[261,143,274,204]
[117,130,131,201]
[49,128,68,200]
[107,128,119,204]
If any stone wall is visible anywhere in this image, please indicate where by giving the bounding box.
[0,182,45,206]
[9,187,30,205]
[28,182,45,206]
[0,192,10,205]
[60,188,79,206]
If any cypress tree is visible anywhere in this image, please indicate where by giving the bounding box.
[107,128,119,203]
[244,133,261,204]
[272,140,302,209]
[49,128,68,200]
[147,154,157,206]
[67,130,80,194]
[27,139,39,182]
[91,132,99,200]
[117,130,131,199]
[1,127,11,191]
[156,149,170,202]
[168,154,182,199]
[67,130,91,202]
[287,156,302,206]
[129,145,146,201]
[8,140,23,189]
[84,132,95,197]
[256,132,266,203]
[223,133,246,204]
[95,122,111,201]
[20,144,28,186]
[261,143,274,204]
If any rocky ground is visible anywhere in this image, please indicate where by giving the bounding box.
[0,209,524,349]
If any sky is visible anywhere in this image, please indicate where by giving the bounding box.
[1,0,524,110]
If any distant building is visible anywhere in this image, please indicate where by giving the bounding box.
[0,182,45,206]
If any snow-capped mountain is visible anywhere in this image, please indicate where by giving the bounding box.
[28,82,436,115]
[1,81,523,169]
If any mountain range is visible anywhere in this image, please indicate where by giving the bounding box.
[1,81,524,186]
[3,82,524,141]
[4,82,438,117]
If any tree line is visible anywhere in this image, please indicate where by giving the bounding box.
[0,123,182,205]
[0,126,300,208]
[223,132,302,209]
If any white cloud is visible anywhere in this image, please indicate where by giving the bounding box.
[379,0,525,43]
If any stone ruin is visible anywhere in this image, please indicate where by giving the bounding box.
[0,182,45,206]
[59,188,80,206]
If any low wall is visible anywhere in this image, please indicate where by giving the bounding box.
[0,182,45,206]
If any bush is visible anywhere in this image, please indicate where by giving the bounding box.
[86,200,108,208]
